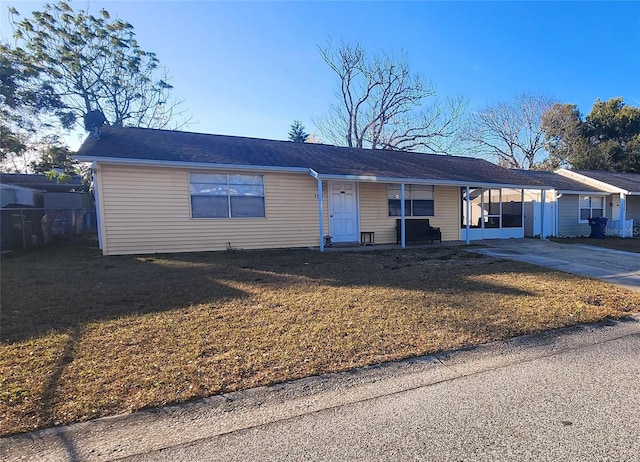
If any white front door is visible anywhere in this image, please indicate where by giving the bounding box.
[330,181,359,242]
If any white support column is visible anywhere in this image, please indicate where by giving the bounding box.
[540,189,546,239]
[619,193,627,237]
[400,183,406,248]
[465,186,471,244]
[318,179,324,251]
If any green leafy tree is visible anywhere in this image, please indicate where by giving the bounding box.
[540,103,590,169]
[541,98,640,172]
[288,120,309,142]
[8,1,188,129]
[30,141,77,174]
[0,43,71,171]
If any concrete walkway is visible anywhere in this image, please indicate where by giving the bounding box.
[467,239,640,292]
[2,316,639,461]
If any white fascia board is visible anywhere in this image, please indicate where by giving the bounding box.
[73,156,310,175]
[556,190,610,196]
[312,172,550,190]
[555,169,629,195]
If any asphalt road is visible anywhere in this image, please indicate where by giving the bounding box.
[123,318,640,462]
[4,316,639,461]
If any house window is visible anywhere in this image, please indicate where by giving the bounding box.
[388,185,434,217]
[190,173,265,218]
[579,196,604,223]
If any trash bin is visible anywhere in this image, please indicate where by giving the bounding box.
[588,217,608,239]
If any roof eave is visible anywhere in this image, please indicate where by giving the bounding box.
[313,172,549,189]
[75,156,550,189]
[555,169,631,195]
[74,156,311,175]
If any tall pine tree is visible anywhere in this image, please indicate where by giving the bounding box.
[288,120,309,142]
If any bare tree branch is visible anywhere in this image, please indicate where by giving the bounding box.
[315,41,466,154]
[462,93,555,169]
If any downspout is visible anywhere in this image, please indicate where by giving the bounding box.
[400,183,406,248]
[310,169,324,251]
[465,186,471,244]
[92,161,104,250]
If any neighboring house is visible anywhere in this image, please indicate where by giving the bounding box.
[0,173,84,194]
[0,182,42,208]
[75,126,547,256]
[0,174,95,250]
[555,169,640,238]
[516,170,609,238]
[517,169,640,238]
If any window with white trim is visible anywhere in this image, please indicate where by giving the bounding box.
[190,173,265,218]
[388,185,434,217]
[579,195,604,223]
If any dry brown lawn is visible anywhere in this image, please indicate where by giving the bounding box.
[2,238,639,436]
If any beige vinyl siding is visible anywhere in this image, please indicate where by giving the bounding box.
[358,183,460,244]
[359,183,396,243]
[433,186,461,241]
[98,164,319,255]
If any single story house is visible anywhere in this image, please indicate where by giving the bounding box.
[0,174,96,250]
[75,126,548,256]
[516,169,640,238]
[516,170,610,238]
[555,169,640,238]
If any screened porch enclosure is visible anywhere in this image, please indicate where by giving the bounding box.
[460,187,525,240]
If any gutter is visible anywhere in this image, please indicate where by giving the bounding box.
[308,172,550,190]
[73,156,311,175]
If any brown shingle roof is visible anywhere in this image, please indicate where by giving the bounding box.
[76,126,546,187]
[0,173,83,192]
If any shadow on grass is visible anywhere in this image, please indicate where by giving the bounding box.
[2,240,538,344]
[1,240,250,343]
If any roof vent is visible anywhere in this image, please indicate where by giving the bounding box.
[84,110,106,140]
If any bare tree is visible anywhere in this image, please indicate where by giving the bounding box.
[315,42,466,154]
[463,93,555,169]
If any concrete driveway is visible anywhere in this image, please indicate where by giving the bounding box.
[467,239,640,292]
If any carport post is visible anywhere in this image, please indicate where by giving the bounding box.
[619,193,627,237]
[465,186,471,244]
[400,184,406,248]
[540,189,546,239]
[317,178,324,251]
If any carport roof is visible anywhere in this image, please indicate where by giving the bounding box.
[570,170,640,194]
[76,126,547,188]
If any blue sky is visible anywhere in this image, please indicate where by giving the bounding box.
[2,1,639,150]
